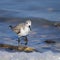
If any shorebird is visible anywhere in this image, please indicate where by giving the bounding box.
[9,20,31,45]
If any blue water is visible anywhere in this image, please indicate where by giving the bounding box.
[0,0,60,53]
[0,20,60,52]
[0,0,60,21]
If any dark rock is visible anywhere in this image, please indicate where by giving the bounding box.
[44,40,56,44]
[54,23,60,27]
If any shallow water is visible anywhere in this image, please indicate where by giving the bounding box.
[0,18,60,53]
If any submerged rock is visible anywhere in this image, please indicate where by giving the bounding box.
[44,40,56,44]
[0,44,35,52]
[54,22,60,27]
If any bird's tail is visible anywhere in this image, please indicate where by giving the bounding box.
[9,25,13,29]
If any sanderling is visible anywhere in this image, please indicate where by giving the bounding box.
[9,20,31,45]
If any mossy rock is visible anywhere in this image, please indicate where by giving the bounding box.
[0,44,35,52]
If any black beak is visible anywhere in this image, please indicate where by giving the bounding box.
[29,26,31,30]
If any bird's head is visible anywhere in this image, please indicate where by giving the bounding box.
[25,20,32,30]
[25,20,31,26]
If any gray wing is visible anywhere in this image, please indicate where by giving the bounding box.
[12,23,25,34]
[13,28,20,34]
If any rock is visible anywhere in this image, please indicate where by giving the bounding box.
[54,23,60,27]
[44,40,56,44]
[24,47,35,52]
[0,44,35,52]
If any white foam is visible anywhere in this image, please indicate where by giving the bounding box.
[0,50,60,60]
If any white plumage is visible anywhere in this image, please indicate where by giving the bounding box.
[9,20,32,45]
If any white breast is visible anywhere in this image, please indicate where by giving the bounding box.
[18,27,30,37]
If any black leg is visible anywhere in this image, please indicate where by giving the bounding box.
[24,36,28,45]
[18,38,20,46]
